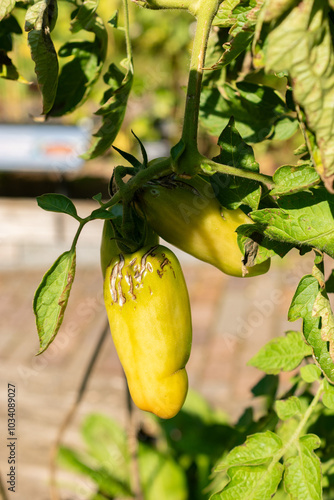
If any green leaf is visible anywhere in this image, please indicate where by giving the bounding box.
[248,331,312,374]
[211,0,259,69]
[237,221,294,264]
[132,130,148,168]
[200,81,298,143]
[212,0,241,28]
[312,287,334,363]
[70,0,98,34]
[81,414,130,484]
[0,52,20,80]
[270,115,300,141]
[323,379,334,409]
[250,188,334,258]
[310,254,334,372]
[210,172,261,210]
[300,364,322,383]
[214,30,253,69]
[275,396,302,421]
[112,144,142,169]
[262,0,296,22]
[0,15,22,51]
[0,0,16,21]
[270,164,321,197]
[89,207,120,220]
[216,116,260,171]
[0,15,25,82]
[288,274,334,383]
[37,193,78,218]
[264,0,334,191]
[47,43,98,116]
[83,58,133,159]
[212,463,283,500]
[33,250,76,354]
[48,13,107,117]
[215,431,282,471]
[209,117,261,210]
[92,192,103,203]
[108,10,118,28]
[25,0,58,114]
[57,445,132,497]
[284,434,322,500]
[139,444,188,500]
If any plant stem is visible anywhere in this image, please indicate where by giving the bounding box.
[123,0,133,64]
[133,0,191,8]
[125,378,143,499]
[100,156,172,211]
[85,152,274,219]
[181,1,219,150]
[281,379,324,453]
[201,156,275,187]
[70,221,85,251]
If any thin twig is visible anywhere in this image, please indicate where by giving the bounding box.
[125,376,143,500]
[49,318,110,500]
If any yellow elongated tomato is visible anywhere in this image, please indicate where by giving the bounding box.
[136,175,270,277]
[103,245,192,419]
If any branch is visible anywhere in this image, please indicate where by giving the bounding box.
[132,0,191,9]
[200,156,275,187]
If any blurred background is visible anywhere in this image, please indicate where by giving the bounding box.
[0,1,320,499]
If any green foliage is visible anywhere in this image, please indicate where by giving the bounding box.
[260,0,334,191]
[270,164,321,197]
[248,331,312,375]
[250,188,334,258]
[210,117,262,210]
[33,249,76,354]
[48,4,108,117]
[25,0,59,113]
[0,0,16,21]
[199,82,298,144]
[83,57,133,159]
[37,193,79,219]
[288,256,334,383]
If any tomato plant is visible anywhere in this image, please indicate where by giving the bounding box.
[4,0,334,497]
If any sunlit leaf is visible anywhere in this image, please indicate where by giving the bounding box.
[248,331,312,374]
[83,58,133,159]
[216,431,282,471]
[288,272,334,383]
[0,0,16,21]
[251,188,334,258]
[25,0,58,114]
[270,164,321,197]
[264,0,334,191]
[275,396,302,421]
[284,434,322,500]
[33,249,76,354]
[212,463,283,500]
[200,81,298,143]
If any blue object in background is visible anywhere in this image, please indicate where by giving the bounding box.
[0,124,91,173]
